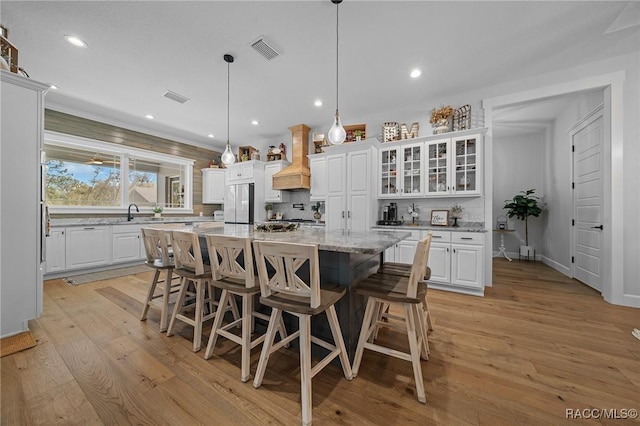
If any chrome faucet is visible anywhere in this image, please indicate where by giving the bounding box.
[127,203,139,221]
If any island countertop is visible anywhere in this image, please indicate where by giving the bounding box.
[189,224,410,255]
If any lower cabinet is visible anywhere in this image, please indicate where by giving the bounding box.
[45,228,66,273]
[112,224,144,263]
[428,231,484,295]
[384,229,422,263]
[65,226,111,270]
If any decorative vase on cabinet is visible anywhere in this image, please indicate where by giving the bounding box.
[433,118,450,134]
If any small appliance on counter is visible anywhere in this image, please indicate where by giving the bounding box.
[377,202,402,226]
[213,210,224,221]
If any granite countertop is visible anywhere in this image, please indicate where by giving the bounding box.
[189,224,410,255]
[372,221,487,233]
[51,216,220,227]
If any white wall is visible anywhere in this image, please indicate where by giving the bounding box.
[493,132,545,254]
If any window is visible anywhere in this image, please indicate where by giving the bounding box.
[44,131,194,213]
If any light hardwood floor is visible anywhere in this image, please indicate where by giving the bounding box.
[2,259,639,425]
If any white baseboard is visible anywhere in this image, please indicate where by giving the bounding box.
[622,294,640,309]
[541,256,571,277]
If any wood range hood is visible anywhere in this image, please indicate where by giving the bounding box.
[272,124,311,190]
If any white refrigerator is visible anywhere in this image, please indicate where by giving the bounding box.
[224,183,255,224]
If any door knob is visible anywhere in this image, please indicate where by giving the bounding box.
[591,225,604,230]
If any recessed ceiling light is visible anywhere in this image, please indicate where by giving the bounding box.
[49,84,58,90]
[314,100,323,107]
[251,120,259,125]
[208,134,215,138]
[64,35,87,48]
[410,69,422,78]
[145,114,154,120]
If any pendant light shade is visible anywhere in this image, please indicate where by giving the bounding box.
[327,0,346,145]
[221,54,236,166]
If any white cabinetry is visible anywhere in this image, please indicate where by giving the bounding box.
[65,226,111,270]
[1,71,48,338]
[326,145,374,233]
[379,142,425,198]
[225,160,262,184]
[428,231,484,295]
[309,155,327,201]
[45,228,66,273]
[426,133,482,196]
[112,224,144,264]
[384,229,422,263]
[264,161,291,203]
[202,168,225,204]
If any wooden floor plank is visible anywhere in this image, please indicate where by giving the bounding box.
[2,259,639,425]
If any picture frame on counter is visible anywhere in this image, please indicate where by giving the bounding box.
[430,210,450,226]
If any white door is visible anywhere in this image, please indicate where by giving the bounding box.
[326,155,346,232]
[451,244,483,289]
[572,114,603,291]
[346,150,370,233]
[427,243,450,283]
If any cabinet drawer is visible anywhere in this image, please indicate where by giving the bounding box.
[451,232,483,244]
[404,229,423,241]
[429,230,451,242]
[112,224,143,234]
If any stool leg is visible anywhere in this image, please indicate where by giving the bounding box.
[352,297,377,377]
[253,308,282,389]
[140,269,160,321]
[299,314,312,426]
[326,305,353,380]
[159,268,172,332]
[229,294,241,327]
[193,280,204,352]
[240,292,252,382]
[413,304,429,360]
[404,304,426,403]
[166,276,188,337]
[204,289,230,360]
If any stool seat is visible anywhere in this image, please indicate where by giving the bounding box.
[378,263,431,281]
[259,285,345,316]
[355,276,427,304]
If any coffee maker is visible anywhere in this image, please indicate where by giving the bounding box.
[378,202,401,225]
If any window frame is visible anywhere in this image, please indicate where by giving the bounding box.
[44,131,194,214]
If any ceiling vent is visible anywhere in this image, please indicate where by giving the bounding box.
[163,90,190,104]
[250,37,280,60]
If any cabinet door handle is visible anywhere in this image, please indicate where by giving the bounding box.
[83,227,95,230]
[460,237,473,240]
[446,247,449,252]
[432,235,442,239]
[348,211,351,218]
[342,211,345,218]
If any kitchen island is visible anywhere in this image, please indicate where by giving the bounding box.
[191,224,411,361]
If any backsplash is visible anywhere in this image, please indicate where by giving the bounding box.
[271,190,323,221]
[376,197,484,226]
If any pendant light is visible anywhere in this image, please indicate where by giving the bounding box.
[327,0,346,145]
[221,54,236,166]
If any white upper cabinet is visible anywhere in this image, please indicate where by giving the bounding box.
[225,160,262,184]
[378,129,485,198]
[264,161,291,203]
[426,133,482,196]
[378,142,425,198]
[202,168,225,204]
[309,155,327,201]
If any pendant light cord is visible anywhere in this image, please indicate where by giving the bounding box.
[335,1,340,114]
[227,60,230,144]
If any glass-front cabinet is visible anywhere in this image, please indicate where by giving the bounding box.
[426,139,450,195]
[379,146,399,197]
[379,143,424,197]
[401,142,424,196]
[379,130,484,198]
[426,134,482,196]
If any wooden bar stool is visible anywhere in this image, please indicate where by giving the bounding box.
[352,233,432,403]
[140,226,183,332]
[252,241,353,426]
[166,230,238,352]
[203,234,287,383]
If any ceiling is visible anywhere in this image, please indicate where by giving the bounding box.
[2,1,638,152]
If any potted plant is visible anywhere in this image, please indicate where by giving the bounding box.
[152,206,163,218]
[353,130,364,141]
[450,203,462,227]
[265,203,274,220]
[311,202,322,222]
[503,189,542,258]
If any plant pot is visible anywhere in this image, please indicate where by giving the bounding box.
[154,213,162,218]
[313,212,321,221]
[266,210,273,220]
